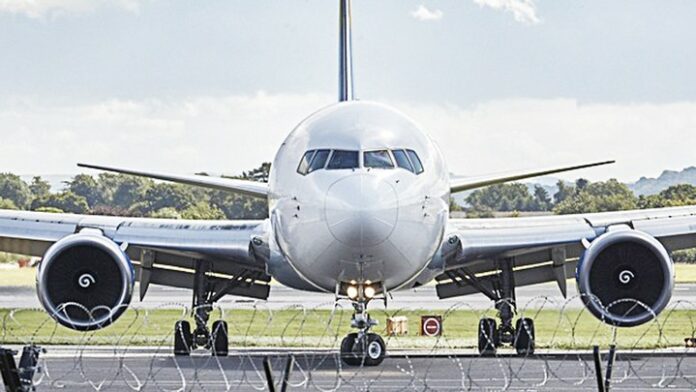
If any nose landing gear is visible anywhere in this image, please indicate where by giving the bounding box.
[339,287,387,366]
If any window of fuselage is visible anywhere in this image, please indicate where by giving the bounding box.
[327,150,359,170]
[364,150,394,169]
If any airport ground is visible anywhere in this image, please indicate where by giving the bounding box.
[5,346,696,391]
[3,266,696,390]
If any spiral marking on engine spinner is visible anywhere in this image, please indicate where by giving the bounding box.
[78,273,96,288]
[619,270,634,285]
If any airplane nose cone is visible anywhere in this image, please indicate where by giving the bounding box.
[325,174,398,248]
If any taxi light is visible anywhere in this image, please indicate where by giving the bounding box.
[347,286,359,299]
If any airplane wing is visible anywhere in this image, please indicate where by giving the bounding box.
[436,206,696,299]
[449,160,615,194]
[0,209,272,301]
[77,163,268,199]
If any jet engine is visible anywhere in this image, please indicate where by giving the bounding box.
[36,232,134,331]
[576,228,674,327]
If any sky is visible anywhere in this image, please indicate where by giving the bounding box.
[0,0,695,182]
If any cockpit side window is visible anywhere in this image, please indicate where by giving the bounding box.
[364,150,394,169]
[297,150,316,175]
[327,150,359,170]
[392,149,414,173]
[308,149,330,173]
[406,149,424,174]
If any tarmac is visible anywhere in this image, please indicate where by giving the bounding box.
[5,346,696,391]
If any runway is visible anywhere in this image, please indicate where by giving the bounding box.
[7,346,696,391]
[3,283,696,310]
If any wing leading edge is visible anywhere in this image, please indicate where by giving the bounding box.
[449,160,615,194]
[78,163,268,199]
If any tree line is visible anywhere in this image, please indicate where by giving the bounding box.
[2,167,696,220]
[465,179,696,217]
[0,163,271,220]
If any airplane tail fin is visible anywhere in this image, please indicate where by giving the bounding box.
[338,0,355,101]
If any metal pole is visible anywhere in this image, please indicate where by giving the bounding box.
[263,356,276,392]
[280,355,295,392]
[604,344,616,391]
[592,346,605,392]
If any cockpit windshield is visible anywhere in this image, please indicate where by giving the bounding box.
[327,150,359,169]
[297,148,423,175]
[364,150,394,169]
[308,149,330,173]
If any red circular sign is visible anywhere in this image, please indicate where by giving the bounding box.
[422,317,441,337]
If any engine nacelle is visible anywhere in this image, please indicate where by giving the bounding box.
[576,228,674,327]
[36,232,134,331]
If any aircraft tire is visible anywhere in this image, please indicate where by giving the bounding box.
[174,320,193,356]
[514,318,535,356]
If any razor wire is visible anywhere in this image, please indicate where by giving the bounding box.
[2,295,696,391]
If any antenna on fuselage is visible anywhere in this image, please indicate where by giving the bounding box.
[338,0,355,101]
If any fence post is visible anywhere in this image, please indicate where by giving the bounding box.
[592,345,605,392]
[0,345,43,392]
[280,355,295,392]
[604,344,616,391]
[263,356,276,392]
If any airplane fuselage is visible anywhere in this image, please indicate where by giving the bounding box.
[268,101,450,293]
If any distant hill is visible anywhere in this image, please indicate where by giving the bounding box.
[629,167,696,196]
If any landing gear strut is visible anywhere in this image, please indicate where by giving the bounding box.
[339,288,386,366]
[173,261,229,356]
[470,258,535,356]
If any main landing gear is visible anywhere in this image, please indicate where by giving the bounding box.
[476,258,535,356]
[339,284,387,366]
[446,258,536,356]
[173,261,229,356]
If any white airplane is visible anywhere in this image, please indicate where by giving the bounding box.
[0,0,693,366]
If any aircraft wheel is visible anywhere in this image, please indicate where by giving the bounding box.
[340,332,386,366]
[478,318,498,356]
[514,318,535,356]
[340,333,360,366]
[211,320,229,356]
[174,320,193,356]
[364,333,386,366]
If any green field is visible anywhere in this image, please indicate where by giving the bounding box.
[1,307,695,350]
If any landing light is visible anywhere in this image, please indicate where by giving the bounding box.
[346,286,359,299]
[364,286,376,299]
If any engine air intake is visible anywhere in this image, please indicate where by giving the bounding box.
[576,229,674,327]
[36,233,134,331]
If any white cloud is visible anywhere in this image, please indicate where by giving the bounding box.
[410,5,443,22]
[473,0,540,24]
[0,0,143,19]
[398,98,696,182]
[1,94,695,184]
[0,92,331,176]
